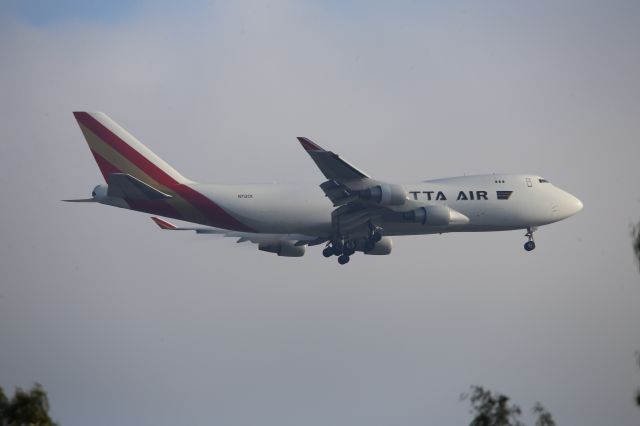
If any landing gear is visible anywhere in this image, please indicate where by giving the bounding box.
[343,240,356,256]
[524,227,536,252]
[323,224,385,265]
[323,238,355,265]
[332,241,343,256]
[368,221,383,242]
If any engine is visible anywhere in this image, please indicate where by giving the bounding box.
[363,236,392,255]
[258,241,306,257]
[402,205,452,225]
[358,184,407,206]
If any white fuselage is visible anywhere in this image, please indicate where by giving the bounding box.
[191,174,583,236]
[70,111,583,260]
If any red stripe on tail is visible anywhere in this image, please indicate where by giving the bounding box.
[75,112,178,188]
[91,150,123,181]
[76,112,254,232]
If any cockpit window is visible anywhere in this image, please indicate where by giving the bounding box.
[539,178,549,183]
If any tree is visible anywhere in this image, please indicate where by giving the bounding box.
[0,383,58,426]
[532,402,556,426]
[0,387,8,423]
[461,386,555,426]
[635,352,640,408]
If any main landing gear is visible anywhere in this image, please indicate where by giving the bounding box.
[324,225,384,265]
[325,239,355,265]
[524,226,536,252]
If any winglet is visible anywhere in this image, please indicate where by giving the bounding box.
[151,216,177,230]
[297,137,325,152]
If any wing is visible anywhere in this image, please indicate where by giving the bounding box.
[150,217,327,257]
[298,137,411,231]
[297,137,469,233]
[297,137,381,207]
[297,137,369,180]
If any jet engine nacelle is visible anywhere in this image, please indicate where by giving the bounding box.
[359,184,407,206]
[258,241,306,257]
[402,205,452,226]
[363,236,392,255]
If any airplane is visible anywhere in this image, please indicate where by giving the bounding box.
[65,112,583,265]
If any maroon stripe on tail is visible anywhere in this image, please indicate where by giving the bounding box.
[77,112,253,232]
[75,112,179,188]
[91,150,122,181]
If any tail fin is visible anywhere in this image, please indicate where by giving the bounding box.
[73,112,192,188]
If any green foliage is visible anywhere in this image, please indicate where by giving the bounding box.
[532,402,556,426]
[461,386,524,426]
[0,387,8,420]
[636,352,640,408]
[0,383,58,426]
[462,386,555,426]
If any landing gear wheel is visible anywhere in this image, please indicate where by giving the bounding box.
[337,254,350,265]
[322,246,334,258]
[372,232,382,242]
[523,226,536,252]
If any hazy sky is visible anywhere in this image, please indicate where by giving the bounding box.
[1,1,639,425]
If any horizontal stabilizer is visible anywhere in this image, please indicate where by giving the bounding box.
[108,173,172,200]
[62,198,96,202]
[151,216,178,230]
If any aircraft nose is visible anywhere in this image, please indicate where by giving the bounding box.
[566,194,583,216]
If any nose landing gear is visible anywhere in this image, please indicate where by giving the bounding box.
[524,227,536,251]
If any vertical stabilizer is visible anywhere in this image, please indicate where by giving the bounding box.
[73,112,192,187]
